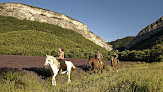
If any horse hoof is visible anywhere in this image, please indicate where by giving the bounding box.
[52,84,56,86]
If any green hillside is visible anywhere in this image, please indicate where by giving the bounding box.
[0,16,109,59]
[129,30,163,50]
[108,36,135,51]
[118,31,163,62]
[108,34,163,62]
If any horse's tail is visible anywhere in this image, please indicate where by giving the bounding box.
[71,63,76,70]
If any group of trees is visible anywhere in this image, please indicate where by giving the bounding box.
[118,44,163,62]
[108,36,134,51]
[108,26,162,62]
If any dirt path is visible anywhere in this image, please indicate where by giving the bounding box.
[0,55,133,68]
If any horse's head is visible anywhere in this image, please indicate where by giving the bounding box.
[45,54,56,66]
[45,54,51,66]
[88,56,94,64]
[45,54,59,68]
[111,56,114,59]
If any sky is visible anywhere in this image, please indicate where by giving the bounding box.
[0,0,163,42]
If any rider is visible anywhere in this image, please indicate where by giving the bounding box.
[57,47,67,72]
[95,49,103,70]
[113,51,119,62]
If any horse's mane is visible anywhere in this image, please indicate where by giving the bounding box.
[52,56,60,68]
[89,56,96,60]
[47,55,60,68]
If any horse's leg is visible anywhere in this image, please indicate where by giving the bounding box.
[66,65,72,84]
[94,68,96,73]
[116,64,118,73]
[101,66,103,73]
[52,72,58,86]
[89,63,92,70]
[67,71,71,84]
[101,64,104,73]
[112,65,114,71]
[94,68,97,73]
[97,65,100,74]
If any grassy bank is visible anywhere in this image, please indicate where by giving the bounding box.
[0,15,109,59]
[0,62,162,92]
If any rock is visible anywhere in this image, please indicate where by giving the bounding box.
[126,16,163,49]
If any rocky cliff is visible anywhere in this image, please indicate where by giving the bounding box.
[0,3,112,51]
[126,16,163,49]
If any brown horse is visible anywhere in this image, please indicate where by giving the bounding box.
[111,56,119,73]
[88,57,104,73]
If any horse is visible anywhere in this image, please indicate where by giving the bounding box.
[111,56,119,73]
[88,57,104,73]
[44,55,76,86]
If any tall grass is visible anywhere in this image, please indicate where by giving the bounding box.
[0,62,163,92]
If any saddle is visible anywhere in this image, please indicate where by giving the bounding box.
[96,58,103,64]
[58,59,67,71]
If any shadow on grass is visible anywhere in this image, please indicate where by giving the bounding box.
[23,67,52,79]
[0,65,94,79]
[0,67,20,73]
[77,65,91,72]
[23,65,91,78]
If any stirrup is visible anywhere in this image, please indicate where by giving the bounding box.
[59,69,62,73]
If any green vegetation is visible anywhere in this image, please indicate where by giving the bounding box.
[0,62,163,92]
[0,6,3,9]
[116,43,163,62]
[108,36,135,51]
[116,30,163,62]
[0,15,162,62]
[0,68,48,92]
[129,30,163,50]
[0,16,108,59]
[108,30,162,62]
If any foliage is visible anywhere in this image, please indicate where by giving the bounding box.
[0,68,48,92]
[118,44,163,62]
[108,29,163,62]
[0,16,108,59]
[0,62,163,92]
[108,36,135,51]
[129,30,163,50]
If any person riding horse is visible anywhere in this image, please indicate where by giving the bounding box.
[110,51,119,72]
[57,47,67,72]
[113,51,118,61]
[111,51,119,66]
[95,49,103,70]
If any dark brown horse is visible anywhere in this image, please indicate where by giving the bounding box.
[88,57,104,73]
[111,56,119,73]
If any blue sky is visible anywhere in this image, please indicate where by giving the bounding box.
[0,0,163,42]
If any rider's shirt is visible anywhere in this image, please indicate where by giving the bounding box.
[113,53,118,59]
[96,53,103,59]
[58,51,64,59]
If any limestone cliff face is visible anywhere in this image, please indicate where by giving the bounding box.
[0,3,112,51]
[126,16,163,49]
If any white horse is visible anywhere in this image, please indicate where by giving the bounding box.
[44,55,76,86]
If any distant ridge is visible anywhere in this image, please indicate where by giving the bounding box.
[108,36,135,51]
[126,16,163,50]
